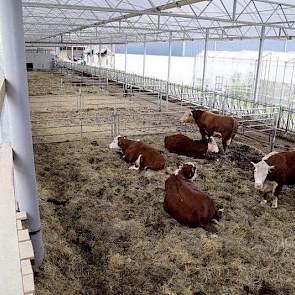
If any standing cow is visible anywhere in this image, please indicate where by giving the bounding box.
[164,133,219,158]
[181,109,238,151]
[164,162,223,227]
[251,151,295,208]
[109,135,165,171]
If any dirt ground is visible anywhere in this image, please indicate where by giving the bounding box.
[34,135,295,295]
[29,71,295,295]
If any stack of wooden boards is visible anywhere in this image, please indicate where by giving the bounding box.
[0,144,35,294]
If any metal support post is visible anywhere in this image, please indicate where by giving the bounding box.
[270,108,280,151]
[192,54,197,88]
[0,0,44,268]
[253,26,265,105]
[99,44,102,68]
[182,41,186,57]
[112,44,116,70]
[201,29,209,93]
[166,31,172,110]
[71,46,74,61]
[123,38,128,88]
[124,38,127,74]
[143,35,147,89]
[232,0,237,20]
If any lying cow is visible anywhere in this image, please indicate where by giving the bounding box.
[181,109,238,151]
[164,162,223,227]
[252,151,295,208]
[109,135,165,171]
[164,134,219,158]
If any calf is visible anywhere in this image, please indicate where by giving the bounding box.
[164,134,219,158]
[109,135,165,171]
[251,151,295,208]
[164,163,223,227]
[181,109,238,151]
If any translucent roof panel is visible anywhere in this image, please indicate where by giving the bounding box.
[22,0,295,46]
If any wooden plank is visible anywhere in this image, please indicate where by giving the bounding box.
[19,240,34,260]
[17,219,23,230]
[21,259,33,276]
[23,273,35,294]
[16,211,28,221]
[18,229,30,242]
[0,144,24,294]
[0,77,5,111]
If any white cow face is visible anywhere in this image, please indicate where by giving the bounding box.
[251,160,275,190]
[109,135,121,149]
[175,162,197,181]
[207,137,219,153]
[180,110,194,123]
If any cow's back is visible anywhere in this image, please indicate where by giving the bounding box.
[165,134,191,153]
[266,151,295,185]
[164,175,217,227]
[202,112,235,133]
[124,141,145,162]
[165,134,207,158]
[139,143,165,170]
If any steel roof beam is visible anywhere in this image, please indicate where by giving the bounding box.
[23,2,140,14]
[25,32,295,47]
[30,0,208,41]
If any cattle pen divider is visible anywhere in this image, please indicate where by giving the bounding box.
[51,60,286,151]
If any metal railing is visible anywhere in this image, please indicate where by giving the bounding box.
[57,60,294,134]
[55,60,294,150]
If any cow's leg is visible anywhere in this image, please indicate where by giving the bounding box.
[222,138,227,152]
[222,131,233,152]
[129,154,142,170]
[260,192,268,205]
[128,165,139,170]
[271,185,282,209]
[271,197,278,209]
[200,128,207,140]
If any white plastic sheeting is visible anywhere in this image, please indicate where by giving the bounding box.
[21,0,295,45]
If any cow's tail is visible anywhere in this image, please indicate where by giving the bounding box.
[231,117,239,141]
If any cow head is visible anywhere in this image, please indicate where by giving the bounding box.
[180,110,194,123]
[175,162,197,181]
[192,109,205,122]
[109,135,121,149]
[251,160,275,190]
[207,137,219,153]
[109,135,127,149]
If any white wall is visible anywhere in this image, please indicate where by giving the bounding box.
[114,51,295,90]
[114,52,256,89]
[25,49,54,70]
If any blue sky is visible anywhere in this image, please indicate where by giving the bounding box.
[115,39,295,56]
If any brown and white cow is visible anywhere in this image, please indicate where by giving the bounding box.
[164,133,219,158]
[181,109,238,151]
[109,135,165,171]
[251,151,295,208]
[164,163,223,227]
